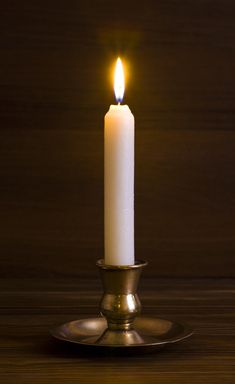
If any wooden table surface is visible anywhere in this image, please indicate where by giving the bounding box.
[0,277,234,383]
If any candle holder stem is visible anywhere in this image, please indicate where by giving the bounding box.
[95,259,148,345]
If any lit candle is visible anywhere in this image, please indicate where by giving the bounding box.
[104,58,135,265]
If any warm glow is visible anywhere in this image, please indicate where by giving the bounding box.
[114,58,125,103]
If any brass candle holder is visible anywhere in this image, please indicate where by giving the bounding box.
[51,260,193,353]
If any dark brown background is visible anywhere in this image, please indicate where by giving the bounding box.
[1,0,235,281]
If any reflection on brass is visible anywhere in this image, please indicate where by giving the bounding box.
[96,259,147,334]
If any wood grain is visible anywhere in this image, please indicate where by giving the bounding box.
[0,0,235,278]
[0,129,235,278]
[0,278,234,383]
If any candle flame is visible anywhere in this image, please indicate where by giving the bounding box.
[114,58,125,103]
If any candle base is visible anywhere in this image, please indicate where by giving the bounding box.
[51,259,194,353]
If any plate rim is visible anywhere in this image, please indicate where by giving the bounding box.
[51,316,194,349]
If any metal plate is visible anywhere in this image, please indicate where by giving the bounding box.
[51,317,193,354]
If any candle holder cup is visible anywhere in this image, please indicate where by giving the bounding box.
[51,259,194,353]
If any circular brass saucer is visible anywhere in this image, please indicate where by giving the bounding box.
[51,317,193,354]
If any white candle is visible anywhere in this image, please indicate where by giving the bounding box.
[104,58,135,266]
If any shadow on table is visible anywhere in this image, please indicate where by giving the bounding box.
[36,336,193,359]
